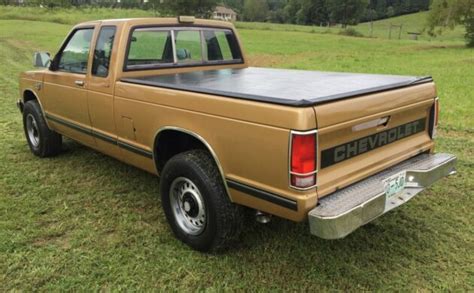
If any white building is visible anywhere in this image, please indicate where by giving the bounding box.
[212,5,237,22]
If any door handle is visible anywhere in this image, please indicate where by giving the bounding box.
[74,80,85,87]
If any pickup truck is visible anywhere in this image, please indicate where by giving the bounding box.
[18,17,457,252]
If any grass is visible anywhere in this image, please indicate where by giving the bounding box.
[0,8,473,291]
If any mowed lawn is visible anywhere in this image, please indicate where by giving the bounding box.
[0,16,473,291]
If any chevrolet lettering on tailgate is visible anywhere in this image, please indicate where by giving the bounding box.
[321,118,426,168]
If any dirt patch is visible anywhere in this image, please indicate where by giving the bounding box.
[32,232,71,249]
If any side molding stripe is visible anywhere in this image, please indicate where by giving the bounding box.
[117,141,153,158]
[45,113,152,159]
[226,179,298,211]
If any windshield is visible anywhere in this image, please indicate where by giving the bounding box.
[125,27,243,70]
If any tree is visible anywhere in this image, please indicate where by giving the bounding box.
[284,0,302,23]
[387,5,395,17]
[267,0,287,10]
[326,0,369,27]
[376,0,387,18]
[222,0,244,11]
[427,0,474,47]
[296,0,329,25]
[268,8,288,22]
[160,0,218,17]
[243,0,269,21]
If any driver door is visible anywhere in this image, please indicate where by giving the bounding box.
[42,26,96,146]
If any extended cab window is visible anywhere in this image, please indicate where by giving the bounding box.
[125,27,242,70]
[127,29,174,68]
[92,26,116,77]
[58,28,93,74]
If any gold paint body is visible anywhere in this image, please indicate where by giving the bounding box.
[19,18,436,222]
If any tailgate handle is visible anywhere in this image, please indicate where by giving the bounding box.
[353,116,390,132]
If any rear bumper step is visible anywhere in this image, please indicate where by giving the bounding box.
[308,153,457,239]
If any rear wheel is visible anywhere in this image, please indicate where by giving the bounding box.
[23,100,62,157]
[160,150,244,252]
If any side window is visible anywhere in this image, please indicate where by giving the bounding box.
[174,30,202,64]
[126,29,173,69]
[58,28,94,74]
[204,30,234,61]
[92,26,116,77]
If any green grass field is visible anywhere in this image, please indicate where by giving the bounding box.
[0,7,473,291]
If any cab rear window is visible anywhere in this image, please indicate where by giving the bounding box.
[125,27,243,70]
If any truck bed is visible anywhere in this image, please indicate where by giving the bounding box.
[121,67,432,107]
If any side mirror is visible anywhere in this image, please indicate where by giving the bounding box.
[176,48,191,60]
[33,52,51,68]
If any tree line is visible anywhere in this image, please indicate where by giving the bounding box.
[224,0,431,26]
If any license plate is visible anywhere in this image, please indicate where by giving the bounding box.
[384,171,406,198]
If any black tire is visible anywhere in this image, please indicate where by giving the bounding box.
[23,100,62,157]
[160,150,244,252]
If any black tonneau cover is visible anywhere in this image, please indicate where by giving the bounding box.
[121,67,432,107]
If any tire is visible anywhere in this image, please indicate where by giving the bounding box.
[23,100,62,157]
[160,150,244,252]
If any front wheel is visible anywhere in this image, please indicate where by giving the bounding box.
[23,100,62,157]
[160,150,244,252]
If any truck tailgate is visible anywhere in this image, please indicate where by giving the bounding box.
[314,82,437,197]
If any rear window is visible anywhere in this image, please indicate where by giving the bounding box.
[125,27,242,70]
[127,29,174,68]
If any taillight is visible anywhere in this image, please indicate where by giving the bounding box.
[290,130,317,189]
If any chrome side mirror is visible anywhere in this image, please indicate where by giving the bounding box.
[176,48,191,60]
[33,52,51,68]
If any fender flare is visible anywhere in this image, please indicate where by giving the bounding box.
[153,126,232,200]
[22,88,52,129]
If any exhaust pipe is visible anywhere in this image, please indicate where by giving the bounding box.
[255,210,271,224]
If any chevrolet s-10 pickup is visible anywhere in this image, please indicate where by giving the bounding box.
[18,16,456,252]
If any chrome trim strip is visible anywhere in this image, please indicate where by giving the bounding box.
[288,129,319,191]
[432,96,439,139]
[171,29,177,64]
[289,170,318,176]
[153,126,231,199]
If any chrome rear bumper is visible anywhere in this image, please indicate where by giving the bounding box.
[308,153,457,239]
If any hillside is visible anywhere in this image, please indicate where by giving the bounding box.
[354,11,466,42]
[237,11,466,42]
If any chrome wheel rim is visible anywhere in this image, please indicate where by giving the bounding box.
[26,114,40,148]
[169,177,206,235]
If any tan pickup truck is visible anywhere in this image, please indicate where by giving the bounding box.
[18,17,456,252]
